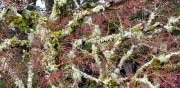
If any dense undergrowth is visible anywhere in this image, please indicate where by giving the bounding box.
[0,0,179,88]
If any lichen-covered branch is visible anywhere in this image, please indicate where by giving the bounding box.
[0,0,179,87]
[50,0,67,21]
[0,37,28,51]
[0,57,25,88]
[27,59,34,88]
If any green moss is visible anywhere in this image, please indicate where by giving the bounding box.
[82,42,92,52]
[23,10,39,27]
[0,75,15,88]
[83,81,97,88]
[70,23,77,30]
[49,30,62,51]
[49,38,60,51]
[132,26,142,32]
[9,37,18,45]
[0,79,6,88]
[110,57,118,62]
[7,16,29,31]
[107,79,118,88]
[160,10,168,15]
[60,5,68,17]
[29,11,39,22]
[77,17,84,24]
[151,59,162,70]
[172,30,180,35]
[172,3,180,12]
[6,10,40,32]
[32,71,39,88]
[69,17,83,33]
[149,25,155,31]
[130,11,149,21]
[107,21,119,35]
[52,30,62,37]
[81,2,96,10]
[145,0,153,5]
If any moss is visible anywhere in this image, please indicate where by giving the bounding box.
[145,0,153,5]
[107,21,119,35]
[23,10,39,27]
[83,81,97,88]
[49,30,62,51]
[107,79,118,88]
[52,30,62,37]
[148,25,155,31]
[29,11,39,22]
[172,30,180,35]
[82,42,92,52]
[59,5,69,17]
[70,23,77,30]
[69,17,83,33]
[132,26,142,32]
[160,10,168,15]
[10,37,18,45]
[151,59,162,70]
[22,53,30,63]
[32,71,39,88]
[172,3,180,12]
[6,16,29,31]
[81,2,96,10]
[77,17,84,24]
[49,38,60,51]
[0,79,6,88]
[130,11,149,21]
[6,10,40,32]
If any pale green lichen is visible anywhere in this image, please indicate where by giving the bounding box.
[0,56,25,88]
[72,39,86,50]
[130,58,159,88]
[72,66,82,82]
[27,30,35,44]
[117,45,137,69]
[0,37,28,51]
[71,65,100,83]
[149,22,161,31]
[50,0,67,21]
[0,8,9,21]
[67,50,76,58]
[60,13,83,37]
[84,16,93,25]
[91,44,104,80]
[91,1,110,13]
[27,60,34,88]
[92,25,101,38]
[103,50,115,59]
[155,51,180,63]
[164,16,180,32]
[133,74,160,88]
[147,12,156,26]
[59,1,110,38]
[41,54,59,73]
[130,23,144,39]
[0,57,8,71]
[73,0,80,8]
[92,5,105,13]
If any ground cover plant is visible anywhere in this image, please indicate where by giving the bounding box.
[0,0,179,88]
